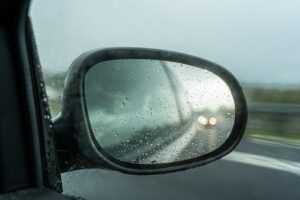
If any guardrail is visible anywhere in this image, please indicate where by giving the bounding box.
[247,103,300,134]
[248,103,300,116]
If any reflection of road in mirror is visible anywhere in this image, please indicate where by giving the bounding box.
[85,59,235,164]
[101,110,234,164]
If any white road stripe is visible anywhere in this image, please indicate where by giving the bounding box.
[223,151,300,176]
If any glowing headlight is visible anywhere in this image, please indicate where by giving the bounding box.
[209,117,217,125]
[198,116,208,126]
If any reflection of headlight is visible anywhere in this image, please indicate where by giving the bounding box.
[198,116,208,126]
[209,117,217,125]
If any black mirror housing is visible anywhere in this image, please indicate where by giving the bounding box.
[54,47,247,175]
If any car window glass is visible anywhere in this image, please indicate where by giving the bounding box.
[30,0,300,199]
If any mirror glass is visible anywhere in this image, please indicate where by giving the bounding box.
[85,59,235,164]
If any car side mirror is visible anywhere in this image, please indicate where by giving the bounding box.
[53,47,247,174]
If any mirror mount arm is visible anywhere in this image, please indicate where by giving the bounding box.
[53,114,97,172]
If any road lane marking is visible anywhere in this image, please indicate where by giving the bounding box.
[223,151,300,176]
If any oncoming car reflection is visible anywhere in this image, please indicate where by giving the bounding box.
[198,115,218,128]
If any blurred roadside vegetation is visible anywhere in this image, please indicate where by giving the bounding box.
[44,72,65,117]
[243,84,300,141]
[44,72,300,141]
[240,84,300,140]
[243,84,300,105]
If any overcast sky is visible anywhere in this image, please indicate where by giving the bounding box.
[30,0,300,84]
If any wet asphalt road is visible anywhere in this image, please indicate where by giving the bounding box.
[62,136,300,200]
[116,117,232,164]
